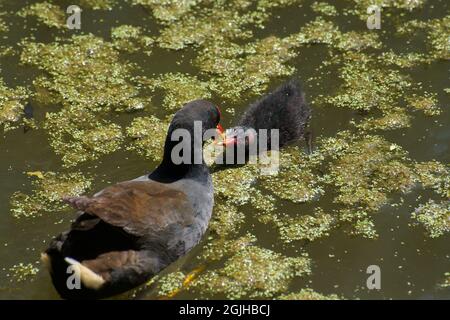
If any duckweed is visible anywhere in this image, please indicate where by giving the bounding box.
[148,73,211,111]
[18,2,66,29]
[260,147,324,203]
[209,202,245,238]
[192,245,311,299]
[311,2,338,16]
[111,25,154,55]
[126,116,168,162]
[406,93,441,116]
[7,263,39,283]
[412,200,450,238]
[278,288,341,300]
[81,0,117,10]
[155,272,186,297]
[0,79,30,132]
[44,106,123,167]
[10,171,92,218]
[20,34,146,113]
[274,208,335,243]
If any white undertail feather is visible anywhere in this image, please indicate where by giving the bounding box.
[64,257,106,290]
[40,253,52,272]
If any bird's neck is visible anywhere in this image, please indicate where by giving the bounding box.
[150,132,206,182]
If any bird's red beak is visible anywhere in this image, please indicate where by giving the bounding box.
[222,135,236,146]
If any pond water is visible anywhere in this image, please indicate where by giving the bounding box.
[0,0,448,299]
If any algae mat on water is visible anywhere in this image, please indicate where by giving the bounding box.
[0,0,448,299]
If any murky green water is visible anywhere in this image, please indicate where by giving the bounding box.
[0,0,449,299]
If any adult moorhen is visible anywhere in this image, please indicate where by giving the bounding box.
[41,100,223,299]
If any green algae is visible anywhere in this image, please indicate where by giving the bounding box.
[440,272,450,288]
[147,73,211,111]
[378,51,428,68]
[18,2,66,29]
[81,0,117,10]
[346,0,425,20]
[0,16,8,33]
[197,36,298,101]
[325,135,416,211]
[412,200,450,238]
[7,263,39,283]
[21,34,146,113]
[354,108,412,131]
[0,79,30,132]
[10,171,92,218]
[260,148,324,203]
[154,271,186,297]
[126,116,169,162]
[406,92,441,116]
[209,202,245,238]
[311,2,337,16]
[278,288,341,300]
[317,52,413,112]
[201,233,258,262]
[133,0,199,23]
[414,161,450,198]
[44,106,123,167]
[156,0,302,50]
[273,208,335,243]
[191,244,311,299]
[212,165,257,206]
[111,25,154,55]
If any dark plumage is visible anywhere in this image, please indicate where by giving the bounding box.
[42,100,222,299]
[221,79,311,163]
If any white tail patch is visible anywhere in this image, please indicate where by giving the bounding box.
[40,253,52,272]
[64,257,106,290]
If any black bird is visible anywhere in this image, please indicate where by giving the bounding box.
[220,79,311,164]
[42,100,223,299]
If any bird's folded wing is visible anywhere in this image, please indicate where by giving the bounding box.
[67,180,195,237]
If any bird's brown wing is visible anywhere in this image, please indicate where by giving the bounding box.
[66,180,195,237]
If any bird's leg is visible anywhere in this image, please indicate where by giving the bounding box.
[158,264,206,299]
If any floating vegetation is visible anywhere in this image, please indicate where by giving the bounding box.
[201,234,258,262]
[209,202,245,238]
[378,51,428,68]
[197,36,298,101]
[0,16,9,32]
[311,2,338,16]
[278,288,341,300]
[317,52,413,112]
[440,272,450,288]
[354,108,412,131]
[132,0,199,23]
[18,2,66,29]
[212,165,257,206]
[414,161,450,198]
[191,244,311,299]
[154,271,186,297]
[147,73,211,111]
[325,135,416,211]
[412,200,450,238]
[0,79,30,132]
[44,106,123,167]
[7,263,39,283]
[272,208,335,243]
[10,171,92,218]
[126,116,168,162]
[406,92,441,116]
[260,147,324,203]
[81,0,117,10]
[20,34,146,113]
[111,25,154,55]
